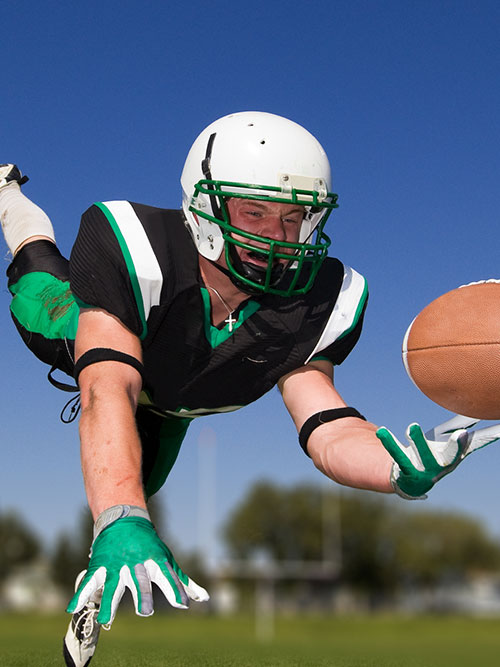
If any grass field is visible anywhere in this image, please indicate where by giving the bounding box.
[1,612,500,667]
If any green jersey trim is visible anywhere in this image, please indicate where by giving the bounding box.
[200,288,260,348]
[145,417,192,497]
[96,201,163,340]
[138,389,244,418]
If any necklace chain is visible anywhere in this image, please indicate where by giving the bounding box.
[207,286,237,332]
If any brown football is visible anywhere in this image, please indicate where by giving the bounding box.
[403,281,500,419]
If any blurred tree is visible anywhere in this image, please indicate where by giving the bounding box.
[223,480,500,596]
[224,481,324,561]
[0,511,41,581]
[392,510,500,586]
[50,507,93,594]
[338,491,400,594]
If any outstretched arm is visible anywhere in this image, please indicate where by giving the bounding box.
[75,307,145,516]
[280,360,500,499]
[69,308,208,625]
[278,359,394,493]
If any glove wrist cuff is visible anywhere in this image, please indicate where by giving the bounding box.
[94,504,151,540]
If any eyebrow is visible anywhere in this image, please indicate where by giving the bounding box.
[239,201,303,214]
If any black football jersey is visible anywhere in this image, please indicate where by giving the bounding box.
[70,201,368,418]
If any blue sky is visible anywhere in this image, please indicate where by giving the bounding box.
[2,0,500,558]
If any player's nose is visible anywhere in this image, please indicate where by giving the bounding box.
[260,215,286,242]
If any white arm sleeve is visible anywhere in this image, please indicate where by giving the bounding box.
[0,182,55,254]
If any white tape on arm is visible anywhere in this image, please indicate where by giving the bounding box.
[0,182,55,254]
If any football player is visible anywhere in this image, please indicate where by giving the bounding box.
[1,112,498,667]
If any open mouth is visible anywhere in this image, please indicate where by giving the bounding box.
[245,250,269,266]
[243,248,294,269]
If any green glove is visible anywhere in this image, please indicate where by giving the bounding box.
[376,423,469,499]
[377,415,500,499]
[67,516,209,625]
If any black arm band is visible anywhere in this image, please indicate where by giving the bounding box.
[74,348,145,385]
[299,407,366,457]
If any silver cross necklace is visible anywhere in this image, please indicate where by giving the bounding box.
[207,286,237,332]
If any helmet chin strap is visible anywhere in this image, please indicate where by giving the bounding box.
[206,256,263,296]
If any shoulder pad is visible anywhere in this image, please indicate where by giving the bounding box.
[305,265,368,362]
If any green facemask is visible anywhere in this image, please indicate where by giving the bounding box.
[190,179,338,296]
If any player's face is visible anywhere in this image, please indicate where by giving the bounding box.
[224,198,304,269]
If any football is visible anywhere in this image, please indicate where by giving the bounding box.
[403,280,500,419]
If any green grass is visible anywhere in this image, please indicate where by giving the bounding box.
[1,612,500,666]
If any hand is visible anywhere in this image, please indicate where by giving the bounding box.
[376,414,500,499]
[425,414,500,455]
[67,517,209,625]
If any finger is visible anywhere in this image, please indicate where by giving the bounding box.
[466,424,500,454]
[104,575,127,626]
[145,559,189,608]
[125,563,154,617]
[66,566,106,614]
[451,429,469,459]
[182,576,210,602]
[407,424,437,469]
[376,427,414,472]
[161,543,190,587]
[160,548,209,602]
[425,414,480,441]
[428,429,466,468]
[97,568,122,625]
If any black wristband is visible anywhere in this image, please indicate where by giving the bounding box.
[299,407,366,456]
[74,347,145,385]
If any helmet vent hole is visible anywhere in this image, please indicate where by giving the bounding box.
[247,123,254,126]
[260,140,266,144]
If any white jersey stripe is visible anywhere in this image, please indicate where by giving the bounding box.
[305,266,368,364]
[103,201,163,321]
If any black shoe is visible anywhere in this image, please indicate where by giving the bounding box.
[0,164,29,188]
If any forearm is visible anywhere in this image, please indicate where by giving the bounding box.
[79,385,146,518]
[307,419,394,493]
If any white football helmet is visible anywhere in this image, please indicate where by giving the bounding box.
[180,111,338,296]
